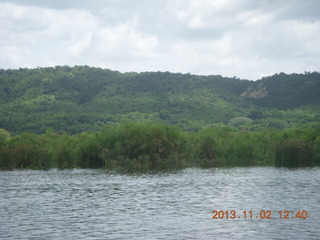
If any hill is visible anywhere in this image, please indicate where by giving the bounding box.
[0,66,319,134]
[241,72,320,109]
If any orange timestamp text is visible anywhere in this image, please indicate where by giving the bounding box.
[212,210,308,220]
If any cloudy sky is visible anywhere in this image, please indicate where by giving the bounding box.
[0,0,319,80]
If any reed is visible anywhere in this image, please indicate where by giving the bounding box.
[275,139,314,167]
[0,123,319,170]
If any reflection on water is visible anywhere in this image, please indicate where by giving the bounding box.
[1,167,319,239]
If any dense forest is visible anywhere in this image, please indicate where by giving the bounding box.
[0,66,319,170]
[0,66,319,134]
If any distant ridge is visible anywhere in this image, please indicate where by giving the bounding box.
[0,66,319,134]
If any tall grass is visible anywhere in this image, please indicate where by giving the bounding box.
[275,139,314,167]
[0,123,319,170]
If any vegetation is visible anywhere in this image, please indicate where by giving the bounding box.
[0,66,319,170]
[0,123,319,170]
[0,66,319,134]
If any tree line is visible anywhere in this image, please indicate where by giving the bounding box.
[0,123,319,170]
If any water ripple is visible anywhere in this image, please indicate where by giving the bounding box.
[0,167,319,239]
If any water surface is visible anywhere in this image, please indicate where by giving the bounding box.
[1,167,319,239]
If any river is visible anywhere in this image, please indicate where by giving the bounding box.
[0,167,319,239]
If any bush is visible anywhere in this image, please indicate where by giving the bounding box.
[97,123,189,170]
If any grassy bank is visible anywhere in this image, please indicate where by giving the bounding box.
[0,123,319,170]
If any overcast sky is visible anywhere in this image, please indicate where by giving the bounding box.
[0,0,319,80]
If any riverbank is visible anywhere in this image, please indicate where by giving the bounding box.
[0,123,319,170]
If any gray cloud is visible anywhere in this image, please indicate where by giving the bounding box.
[0,0,319,79]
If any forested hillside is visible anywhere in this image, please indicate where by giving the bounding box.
[242,72,320,109]
[0,66,319,134]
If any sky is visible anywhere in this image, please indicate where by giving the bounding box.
[0,0,319,80]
